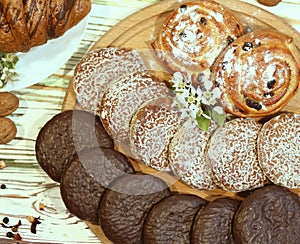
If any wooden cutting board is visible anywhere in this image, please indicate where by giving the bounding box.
[63,0,300,242]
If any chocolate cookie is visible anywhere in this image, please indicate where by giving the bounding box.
[99,173,171,244]
[143,193,207,244]
[191,197,241,244]
[234,185,300,244]
[60,147,134,223]
[35,110,113,182]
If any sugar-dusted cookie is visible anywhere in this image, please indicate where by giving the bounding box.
[207,118,267,192]
[258,112,300,188]
[100,72,170,155]
[169,119,216,190]
[129,96,184,171]
[73,47,147,113]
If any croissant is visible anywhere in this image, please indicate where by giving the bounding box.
[211,29,300,117]
[0,0,91,53]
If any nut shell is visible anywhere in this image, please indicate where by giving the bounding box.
[0,92,19,117]
[0,117,17,144]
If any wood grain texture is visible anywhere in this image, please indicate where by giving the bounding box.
[64,0,300,243]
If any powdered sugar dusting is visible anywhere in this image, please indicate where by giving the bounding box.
[99,72,170,152]
[207,118,266,192]
[169,119,216,190]
[153,0,244,78]
[212,29,300,117]
[258,113,300,188]
[130,97,184,171]
[73,47,147,113]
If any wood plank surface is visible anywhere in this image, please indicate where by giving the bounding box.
[0,0,300,243]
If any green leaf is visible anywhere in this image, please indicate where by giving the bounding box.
[211,109,226,127]
[196,114,210,131]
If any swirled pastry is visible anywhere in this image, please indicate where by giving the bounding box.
[258,112,300,188]
[211,29,300,117]
[152,0,244,81]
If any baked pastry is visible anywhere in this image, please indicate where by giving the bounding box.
[207,118,267,192]
[60,147,134,223]
[211,29,300,117]
[152,0,244,81]
[0,0,91,53]
[191,197,241,244]
[143,193,207,244]
[129,96,184,171]
[258,112,300,188]
[234,185,300,244]
[99,173,171,244]
[35,110,113,182]
[73,47,147,114]
[168,119,216,190]
[99,72,170,155]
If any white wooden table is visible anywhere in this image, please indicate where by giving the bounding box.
[0,0,299,243]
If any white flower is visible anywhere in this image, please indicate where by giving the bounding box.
[170,72,226,130]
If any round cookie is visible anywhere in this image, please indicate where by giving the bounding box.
[234,185,300,244]
[60,147,134,223]
[0,92,19,116]
[207,118,266,192]
[73,47,147,114]
[130,96,184,171]
[0,117,17,144]
[191,197,241,244]
[35,110,113,182]
[169,119,216,190]
[258,112,300,188]
[99,173,171,244]
[143,193,207,244]
[100,71,170,155]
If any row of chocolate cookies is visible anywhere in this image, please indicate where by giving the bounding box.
[34,110,300,243]
[37,111,300,243]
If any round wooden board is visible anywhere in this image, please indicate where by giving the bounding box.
[63,0,300,243]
